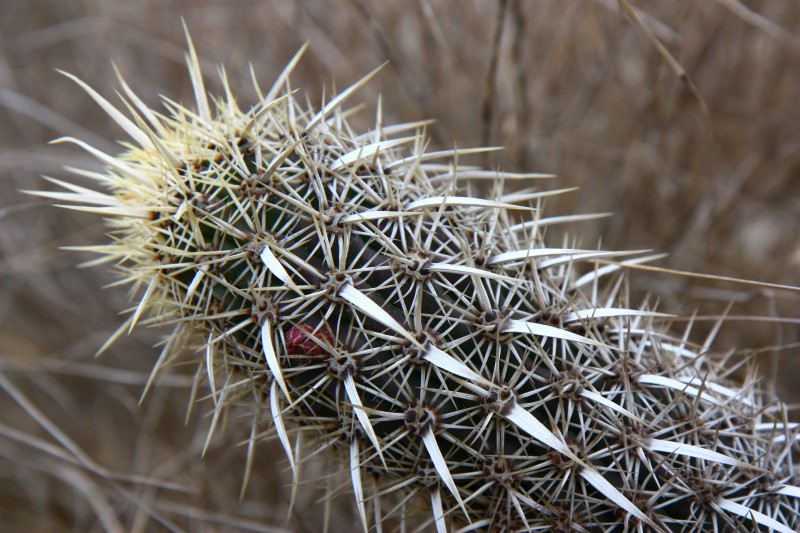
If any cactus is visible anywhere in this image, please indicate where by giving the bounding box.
[36,33,800,532]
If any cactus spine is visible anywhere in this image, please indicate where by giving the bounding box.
[39,34,800,532]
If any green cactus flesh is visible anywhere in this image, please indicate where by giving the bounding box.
[43,40,800,532]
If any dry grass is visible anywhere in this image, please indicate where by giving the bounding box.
[1,1,798,531]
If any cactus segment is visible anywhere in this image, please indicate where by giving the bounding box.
[41,36,800,532]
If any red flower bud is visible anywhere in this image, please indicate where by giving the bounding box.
[285,324,332,356]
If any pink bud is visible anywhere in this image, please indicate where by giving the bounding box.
[285,324,332,356]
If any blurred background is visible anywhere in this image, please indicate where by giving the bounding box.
[1,1,798,531]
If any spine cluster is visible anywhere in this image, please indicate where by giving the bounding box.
[41,35,800,532]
